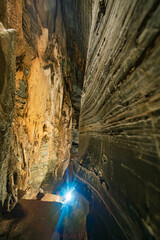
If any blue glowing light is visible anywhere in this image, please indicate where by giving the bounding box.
[52,168,76,239]
[63,187,75,205]
[64,191,72,203]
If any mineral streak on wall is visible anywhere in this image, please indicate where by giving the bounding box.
[0,0,93,212]
[76,0,160,239]
[0,0,73,211]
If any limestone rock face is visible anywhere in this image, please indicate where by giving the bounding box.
[0,0,73,210]
[75,0,160,239]
[0,0,93,212]
[0,23,16,208]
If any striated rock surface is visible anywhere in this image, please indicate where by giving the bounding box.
[0,0,160,239]
[75,0,160,239]
[61,0,93,155]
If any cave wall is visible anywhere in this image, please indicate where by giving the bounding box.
[61,0,93,155]
[0,23,16,207]
[0,0,160,239]
[0,0,74,210]
[75,0,160,239]
[0,0,93,212]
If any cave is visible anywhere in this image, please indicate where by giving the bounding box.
[0,0,160,239]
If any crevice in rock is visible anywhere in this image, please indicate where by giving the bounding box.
[0,1,160,239]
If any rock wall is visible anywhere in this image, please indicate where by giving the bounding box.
[61,0,93,155]
[0,0,73,211]
[0,23,16,208]
[75,0,160,239]
[0,0,93,212]
[1,1,160,239]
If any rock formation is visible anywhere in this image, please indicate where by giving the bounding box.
[0,0,74,210]
[73,0,160,239]
[0,0,92,211]
[0,0,160,239]
[0,22,16,209]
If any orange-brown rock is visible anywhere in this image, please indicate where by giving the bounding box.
[0,0,73,211]
[1,1,160,240]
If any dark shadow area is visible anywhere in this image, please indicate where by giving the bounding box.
[0,199,63,240]
[0,44,5,95]
[74,174,128,240]
[0,165,127,240]
[1,202,26,221]
[86,204,112,240]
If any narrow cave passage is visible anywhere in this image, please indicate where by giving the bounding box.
[0,0,160,240]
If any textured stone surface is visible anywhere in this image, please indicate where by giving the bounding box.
[75,0,160,239]
[0,23,16,208]
[0,0,160,239]
[0,0,73,210]
[0,0,92,212]
[61,0,93,155]
[0,192,88,240]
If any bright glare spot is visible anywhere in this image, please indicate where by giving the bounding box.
[65,192,72,203]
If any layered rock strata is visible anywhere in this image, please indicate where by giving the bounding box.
[75,0,160,239]
[1,1,160,239]
[61,0,93,155]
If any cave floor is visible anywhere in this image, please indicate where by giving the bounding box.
[0,164,112,240]
[0,191,88,240]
